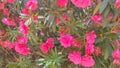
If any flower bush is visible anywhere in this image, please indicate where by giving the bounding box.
[0,0,120,68]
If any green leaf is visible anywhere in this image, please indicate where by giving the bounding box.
[93,2,101,15]
[100,0,108,13]
[6,63,20,68]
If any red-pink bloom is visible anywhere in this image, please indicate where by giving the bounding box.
[94,46,101,56]
[33,16,38,20]
[19,21,29,35]
[115,0,120,9]
[112,49,120,59]
[0,40,4,46]
[116,40,120,47]
[0,2,4,10]
[81,55,95,67]
[22,8,30,15]
[3,8,9,15]
[109,13,113,21]
[71,0,92,8]
[26,0,38,10]
[91,14,102,25]
[72,39,81,48]
[59,34,74,48]
[85,43,94,55]
[46,38,54,43]
[14,42,30,55]
[113,59,120,65]
[40,38,54,54]
[97,0,101,3]
[7,0,15,4]
[68,51,81,64]
[17,35,28,44]
[40,43,49,54]
[2,18,16,26]
[3,40,14,49]
[57,0,68,7]
[56,14,68,24]
[86,30,96,44]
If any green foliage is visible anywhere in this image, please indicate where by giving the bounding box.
[0,0,120,68]
[37,49,66,68]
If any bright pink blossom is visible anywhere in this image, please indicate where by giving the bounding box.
[33,16,38,20]
[57,0,68,7]
[91,14,102,25]
[7,0,15,4]
[81,55,95,67]
[46,38,54,43]
[94,46,101,56]
[72,39,81,48]
[113,59,120,65]
[68,51,81,64]
[115,0,120,9]
[116,39,120,47]
[2,18,16,26]
[40,43,49,54]
[3,40,14,48]
[14,42,30,55]
[59,34,74,48]
[17,35,28,44]
[86,30,96,44]
[97,0,101,3]
[0,2,4,10]
[26,0,38,10]
[109,13,113,21]
[40,38,54,54]
[71,0,92,8]
[112,49,120,59]
[19,21,29,35]
[85,43,94,55]
[22,8,30,15]
[3,8,9,15]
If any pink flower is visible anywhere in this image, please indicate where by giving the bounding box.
[56,14,68,24]
[72,39,81,48]
[97,0,101,3]
[71,0,92,8]
[2,18,16,26]
[112,49,120,59]
[0,2,4,10]
[19,21,29,35]
[17,35,28,44]
[86,30,96,44]
[3,40,14,48]
[26,0,38,10]
[57,0,68,7]
[22,8,30,15]
[40,43,49,54]
[59,34,74,48]
[40,38,54,54]
[3,8,9,15]
[115,0,120,9]
[14,42,30,55]
[91,14,102,25]
[33,16,38,20]
[85,43,94,55]
[68,51,81,64]
[81,55,95,67]
[113,59,120,65]
[109,13,113,21]
[94,46,101,56]
[116,39,120,47]
[46,38,54,43]
[7,0,15,4]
